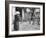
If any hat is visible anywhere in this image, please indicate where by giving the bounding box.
[35,9,40,13]
[26,8,33,13]
[15,11,20,15]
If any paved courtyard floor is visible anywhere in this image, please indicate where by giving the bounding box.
[19,22,40,31]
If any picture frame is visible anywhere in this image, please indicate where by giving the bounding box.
[5,1,45,37]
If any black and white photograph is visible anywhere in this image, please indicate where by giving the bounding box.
[5,1,45,37]
[12,7,40,31]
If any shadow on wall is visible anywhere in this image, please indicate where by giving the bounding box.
[5,0,20,1]
[7,37,20,38]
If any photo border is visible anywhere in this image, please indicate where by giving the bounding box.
[5,1,45,37]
